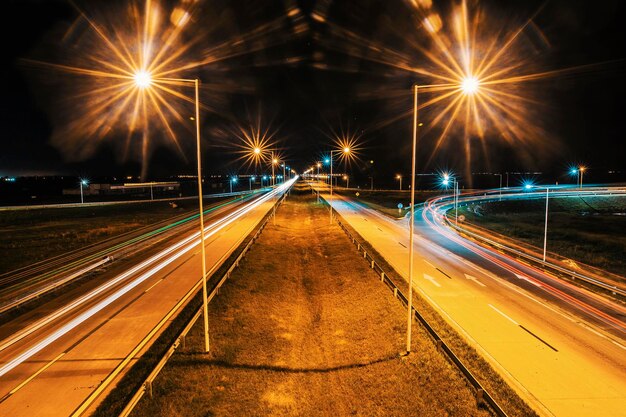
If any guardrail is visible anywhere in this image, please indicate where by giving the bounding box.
[0,188,265,211]
[318,192,508,417]
[442,212,626,302]
[0,256,112,315]
[95,191,289,417]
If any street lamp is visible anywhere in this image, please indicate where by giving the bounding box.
[343,175,349,189]
[249,176,255,191]
[440,173,460,225]
[579,166,586,189]
[396,174,403,191]
[230,176,237,193]
[134,74,210,352]
[329,147,351,224]
[79,179,88,204]
[543,186,550,262]
[271,156,278,186]
[406,84,419,354]
[495,173,503,200]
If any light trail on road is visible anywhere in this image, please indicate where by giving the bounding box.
[0,179,295,379]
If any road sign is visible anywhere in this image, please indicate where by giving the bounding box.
[397,203,403,209]
[355,192,360,197]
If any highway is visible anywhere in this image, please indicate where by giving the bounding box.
[316,183,626,417]
[0,178,295,416]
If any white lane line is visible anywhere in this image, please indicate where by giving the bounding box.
[488,304,519,326]
[423,273,441,288]
[4,352,65,399]
[464,274,486,287]
[424,260,436,269]
[515,274,542,287]
[144,278,164,293]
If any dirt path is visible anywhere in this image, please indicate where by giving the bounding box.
[131,185,490,416]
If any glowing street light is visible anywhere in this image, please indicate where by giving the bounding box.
[249,176,255,191]
[271,156,278,186]
[461,76,479,94]
[579,166,586,189]
[230,176,237,193]
[79,179,89,204]
[132,74,211,353]
[329,146,351,224]
[396,174,403,190]
[134,70,152,88]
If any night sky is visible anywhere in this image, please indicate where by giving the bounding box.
[1,0,624,186]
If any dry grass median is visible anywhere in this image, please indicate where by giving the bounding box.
[130,185,492,416]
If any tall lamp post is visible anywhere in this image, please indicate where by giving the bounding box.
[405,79,477,353]
[495,173,502,200]
[396,174,403,191]
[230,176,237,193]
[249,176,255,191]
[579,166,586,189]
[406,84,419,353]
[543,187,550,262]
[134,75,210,352]
[329,147,350,224]
[79,179,88,204]
[271,156,278,187]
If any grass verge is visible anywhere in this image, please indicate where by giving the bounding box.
[129,185,496,416]
[458,195,626,277]
[0,199,217,274]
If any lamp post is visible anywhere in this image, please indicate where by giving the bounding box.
[543,187,550,262]
[579,166,585,189]
[230,177,237,193]
[249,176,255,191]
[396,175,403,190]
[454,179,459,225]
[79,179,88,204]
[271,156,278,187]
[406,84,419,353]
[134,75,210,352]
[495,173,502,200]
[329,147,350,224]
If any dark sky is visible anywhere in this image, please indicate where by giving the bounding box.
[1,0,624,185]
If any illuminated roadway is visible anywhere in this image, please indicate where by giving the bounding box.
[316,183,626,417]
[0,178,295,416]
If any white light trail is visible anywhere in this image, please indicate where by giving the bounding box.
[0,178,296,378]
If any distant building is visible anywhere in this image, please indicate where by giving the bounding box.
[62,182,180,196]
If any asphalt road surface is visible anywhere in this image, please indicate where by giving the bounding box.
[0,179,295,416]
[318,184,626,417]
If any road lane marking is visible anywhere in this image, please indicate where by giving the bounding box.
[464,274,486,287]
[515,274,542,287]
[398,242,407,248]
[424,260,435,268]
[0,352,66,402]
[144,278,164,293]
[488,304,519,325]
[519,325,558,352]
[423,273,441,288]
[436,267,452,279]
